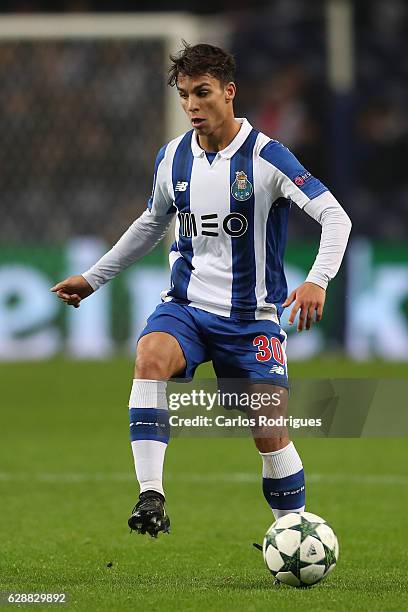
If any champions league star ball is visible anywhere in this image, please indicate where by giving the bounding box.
[263,512,339,587]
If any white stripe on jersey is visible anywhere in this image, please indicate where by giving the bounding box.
[187,151,233,314]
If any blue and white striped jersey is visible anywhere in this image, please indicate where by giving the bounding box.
[148,118,328,322]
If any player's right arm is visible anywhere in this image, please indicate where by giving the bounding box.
[51,144,175,308]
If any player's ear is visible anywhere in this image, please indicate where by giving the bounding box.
[224,82,236,103]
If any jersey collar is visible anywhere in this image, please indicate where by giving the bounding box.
[190,118,253,159]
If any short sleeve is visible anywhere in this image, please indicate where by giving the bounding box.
[147,144,176,216]
[259,140,328,208]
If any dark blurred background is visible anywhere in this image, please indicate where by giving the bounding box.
[0,0,406,360]
[0,0,406,241]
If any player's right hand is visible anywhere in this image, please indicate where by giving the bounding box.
[50,275,94,308]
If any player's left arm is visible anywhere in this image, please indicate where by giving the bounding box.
[260,140,352,331]
[282,190,352,331]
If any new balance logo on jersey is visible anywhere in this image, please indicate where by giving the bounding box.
[175,181,189,192]
[269,365,285,375]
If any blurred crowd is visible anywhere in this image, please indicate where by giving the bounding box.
[0,0,262,14]
[0,0,406,242]
[232,0,408,239]
[0,40,164,242]
[352,1,408,239]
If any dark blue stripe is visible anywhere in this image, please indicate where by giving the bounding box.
[148,144,168,211]
[230,129,259,319]
[205,151,217,164]
[262,469,305,510]
[167,131,194,302]
[260,140,328,200]
[129,407,170,444]
[265,198,290,318]
[168,256,193,302]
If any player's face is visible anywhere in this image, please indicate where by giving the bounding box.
[176,73,235,138]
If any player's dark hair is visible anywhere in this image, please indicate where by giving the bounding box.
[168,41,236,87]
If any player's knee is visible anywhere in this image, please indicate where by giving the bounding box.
[135,353,170,380]
[254,435,290,453]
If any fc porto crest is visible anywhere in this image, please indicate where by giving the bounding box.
[231,170,253,201]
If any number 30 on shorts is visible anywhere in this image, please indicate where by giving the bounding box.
[252,335,285,364]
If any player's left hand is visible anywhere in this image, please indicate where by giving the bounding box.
[282,282,326,332]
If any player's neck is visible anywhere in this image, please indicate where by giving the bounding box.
[197,117,241,153]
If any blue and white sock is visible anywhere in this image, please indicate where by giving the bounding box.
[260,442,305,519]
[128,379,169,498]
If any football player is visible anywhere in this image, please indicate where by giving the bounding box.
[52,42,351,537]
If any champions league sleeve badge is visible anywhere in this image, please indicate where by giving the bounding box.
[231,170,253,201]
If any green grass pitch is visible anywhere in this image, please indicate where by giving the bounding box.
[0,358,407,611]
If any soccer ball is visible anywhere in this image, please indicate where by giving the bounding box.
[263,512,339,587]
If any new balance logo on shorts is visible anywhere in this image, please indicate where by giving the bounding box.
[175,181,189,192]
[269,365,285,375]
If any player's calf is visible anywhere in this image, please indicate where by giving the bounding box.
[127,385,171,536]
[127,335,185,539]
[260,442,305,519]
[246,384,305,519]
